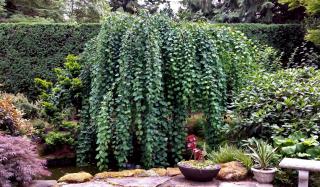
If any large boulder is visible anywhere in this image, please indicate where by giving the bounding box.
[58,172,93,183]
[217,161,248,181]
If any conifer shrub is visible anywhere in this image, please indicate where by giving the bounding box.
[0,135,50,187]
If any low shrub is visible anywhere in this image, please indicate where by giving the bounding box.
[256,45,282,71]
[231,68,320,140]
[60,120,78,132]
[274,131,320,160]
[208,145,253,169]
[0,135,50,187]
[287,42,320,69]
[44,131,75,148]
[0,93,39,119]
[0,95,33,135]
[30,119,51,140]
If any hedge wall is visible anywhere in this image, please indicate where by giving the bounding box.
[225,24,305,55]
[0,23,100,99]
[0,23,304,99]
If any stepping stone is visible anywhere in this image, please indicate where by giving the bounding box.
[106,176,171,187]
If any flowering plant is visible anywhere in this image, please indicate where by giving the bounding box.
[186,134,206,161]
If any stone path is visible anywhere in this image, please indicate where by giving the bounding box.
[57,175,273,187]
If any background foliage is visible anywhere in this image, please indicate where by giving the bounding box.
[0,22,304,99]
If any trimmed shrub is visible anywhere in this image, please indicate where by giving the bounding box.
[0,23,303,99]
[0,135,50,187]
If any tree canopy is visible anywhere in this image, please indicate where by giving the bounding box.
[0,0,170,23]
[280,0,320,45]
[178,0,305,23]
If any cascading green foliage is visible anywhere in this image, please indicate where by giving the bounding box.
[77,13,260,170]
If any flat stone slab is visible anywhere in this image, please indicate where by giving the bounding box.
[30,180,57,187]
[106,176,171,187]
[279,158,320,172]
[58,176,274,187]
[60,181,113,187]
[160,175,219,186]
[220,181,273,187]
[160,175,273,187]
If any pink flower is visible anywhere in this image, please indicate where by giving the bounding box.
[192,148,203,160]
[187,142,196,150]
[186,134,204,161]
[186,134,197,143]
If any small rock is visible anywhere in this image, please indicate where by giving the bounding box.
[133,169,147,176]
[58,172,93,183]
[217,161,248,181]
[151,168,167,176]
[166,168,181,176]
[30,180,57,187]
[95,170,136,179]
[136,169,158,177]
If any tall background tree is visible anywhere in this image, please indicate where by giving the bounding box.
[0,0,170,22]
[178,0,305,23]
[280,0,320,45]
[108,0,168,14]
[1,0,64,22]
[65,0,111,22]
[0,0,112,22]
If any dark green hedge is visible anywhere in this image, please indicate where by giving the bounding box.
[225,24,305,55]
[0,23,100,99]
[0,23,304,99]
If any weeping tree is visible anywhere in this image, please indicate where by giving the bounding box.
[76,13,261,170]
